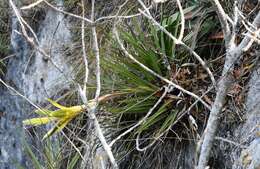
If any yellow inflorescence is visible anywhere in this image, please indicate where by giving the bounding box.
[23,99,89,140]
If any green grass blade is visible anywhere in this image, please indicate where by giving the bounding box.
[67,153,80,169]
[23,140,43,169]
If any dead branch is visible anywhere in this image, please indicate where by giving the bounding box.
[43,0,93,24]
[21,0,44,10]
[0,78,41,110]
[79,0,118,168]
[196,1,260,168]
[212,0,231,39]
[9,0,76,85]
[81,0,89,103]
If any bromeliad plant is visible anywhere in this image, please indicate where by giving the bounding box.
[102,4,217,147]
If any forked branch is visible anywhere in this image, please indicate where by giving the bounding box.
[196,1,260,168]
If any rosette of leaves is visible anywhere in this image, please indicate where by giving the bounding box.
[103,17,184,146]
[102,4,217,150]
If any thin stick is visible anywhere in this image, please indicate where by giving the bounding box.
[61,130,85,162]
[43,0,93,24]
[135,87,169,151]
[21,0,44,10]
[212,0,230,38]
[0,78,41,111]
[91,1,101,102]
[176,0,185,41]
[10,0,74,84]
[82,1,118,168]
[81,0,89,102]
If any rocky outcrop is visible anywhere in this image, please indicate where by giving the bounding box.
[0,1,74,168]
[232,58,260,169]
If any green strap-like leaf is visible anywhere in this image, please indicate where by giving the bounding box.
[67,153,80,169]
[23,139,43,169]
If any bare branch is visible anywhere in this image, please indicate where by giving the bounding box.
[197,74,231,169]
[43,0,93,24]
[176,0,185,41]
[95,10,146,23]
[242,28,260,51]
[215,136,246,148]
[230,2,239,46]
[135,87,169,151]
[91,115,118,168]
[9,0,76,84]
[0,78,41,111]
[9,0,39,44]
[239,12,260,51]
[81,0,89,101]
[91,1,101,102]
[212,0,231,39]
[197,5,260,169]
[80,1,118,168]
[21,0,44,10]
[61,131,85,162]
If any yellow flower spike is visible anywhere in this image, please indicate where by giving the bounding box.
[23,99,87,139]
[23,93,124,140]
[49,109,67,118]
[23,117,57,126]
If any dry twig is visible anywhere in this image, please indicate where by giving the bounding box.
[80,0,89,104]
[79,1,118,168]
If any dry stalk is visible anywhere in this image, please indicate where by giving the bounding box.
[79,0,118,168]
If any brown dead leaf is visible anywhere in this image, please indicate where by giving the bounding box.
[203,95,213,105]
[209,32,224,40]
[229,83,242,95]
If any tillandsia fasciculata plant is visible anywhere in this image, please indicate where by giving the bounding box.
[101,3,219,152]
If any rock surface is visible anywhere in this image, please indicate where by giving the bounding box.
[0,1,74,168]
